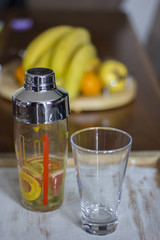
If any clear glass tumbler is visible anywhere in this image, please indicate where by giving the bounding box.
[71,127,132,235]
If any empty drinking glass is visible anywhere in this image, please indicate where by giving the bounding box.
[71,127,132,235]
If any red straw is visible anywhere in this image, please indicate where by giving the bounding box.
[43,134,49,205]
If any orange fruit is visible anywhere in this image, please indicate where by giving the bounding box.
[14,64,25,86]
[80,71,102,96]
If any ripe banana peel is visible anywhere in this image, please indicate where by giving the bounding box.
[23,25,73,70]
[20,25,100,100]
[50,27,91,78]
[17,25,129,103]
[33,47,54,69]
[64,43,97,100]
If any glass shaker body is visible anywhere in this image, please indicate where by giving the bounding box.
[14,119,68,211]
[13,68,70,212]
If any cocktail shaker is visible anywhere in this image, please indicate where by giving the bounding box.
[13,68,70,211]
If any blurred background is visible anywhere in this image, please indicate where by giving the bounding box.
[0,0,160,84]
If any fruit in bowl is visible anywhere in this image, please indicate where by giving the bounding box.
[98,60,128,93]
[14,25,128,100]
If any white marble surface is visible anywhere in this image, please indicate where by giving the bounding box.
[0,166,159,240]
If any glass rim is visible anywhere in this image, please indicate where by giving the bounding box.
[70,127,132,153]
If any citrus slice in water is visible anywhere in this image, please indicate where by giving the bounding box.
[19,170,41,201]
[26,159,44,178]
[50,170,64,195]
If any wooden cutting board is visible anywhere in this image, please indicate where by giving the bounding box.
[0,60,137,112]
[71,76,137,112]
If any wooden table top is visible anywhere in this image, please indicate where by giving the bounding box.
[0,9,160,152]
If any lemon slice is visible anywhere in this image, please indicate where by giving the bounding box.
[19,171,41,201]
[27,160,44,178]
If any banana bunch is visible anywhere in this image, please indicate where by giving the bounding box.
[22,25,98,100]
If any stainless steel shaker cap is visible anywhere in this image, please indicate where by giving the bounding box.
[24,68,56,91]
[12,68,70,124]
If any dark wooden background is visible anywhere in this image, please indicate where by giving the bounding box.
[0,9,160,152]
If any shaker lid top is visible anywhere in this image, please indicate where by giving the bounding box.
[24,68,56,91]
[12,67,70,124]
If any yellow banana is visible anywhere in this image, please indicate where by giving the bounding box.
[23,25,73,71]
[50,27,91,78]
[32,47,54,68]
[64,43,97,100]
